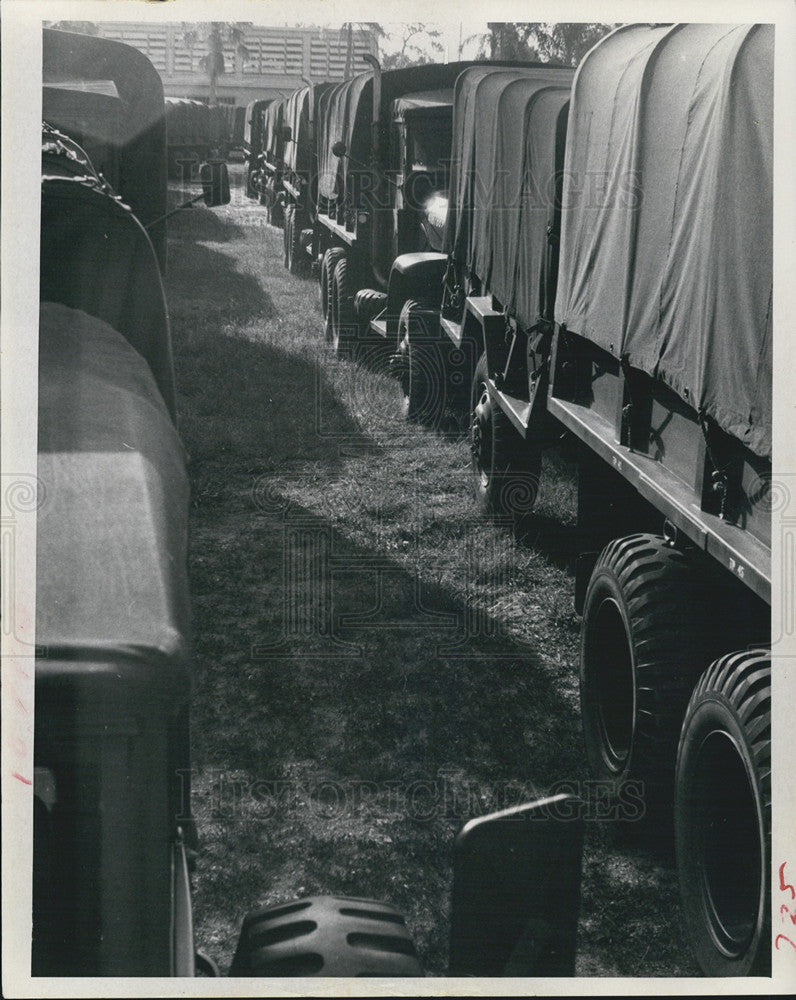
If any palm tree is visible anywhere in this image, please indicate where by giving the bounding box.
[182,22,250,105]
[340,22,385,78]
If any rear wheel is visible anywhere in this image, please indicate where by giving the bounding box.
[396,299,445,425]
[286,207,307,276]
[470,353,541,519]
[283,204,295,270]
[330,256,356,358]
[675,649,770,976]
[579,534,724,808]
[320,248,345,341]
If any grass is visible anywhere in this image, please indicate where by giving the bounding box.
[165,165,698,977]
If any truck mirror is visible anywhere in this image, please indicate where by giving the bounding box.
[449,794,584,977]
[332,140,347,158]
[200,160,230,207]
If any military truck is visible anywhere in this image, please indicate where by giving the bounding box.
[312,61,536,357]
[256,97,287,224]
[375,62,574,422]
[280,81,334,276]
[243,97,273,199]
[387,23,774,977]
[553,25,772,977]
[33,27,586,979]
[231,104,247,153]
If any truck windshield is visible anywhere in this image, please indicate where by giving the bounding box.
[406,114,452,174]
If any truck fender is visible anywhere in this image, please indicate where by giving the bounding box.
[386,253,447,333]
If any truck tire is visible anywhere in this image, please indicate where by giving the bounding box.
[396,299,445,425]
[580,533,721,807]
[283,203,294,269]
[230,895,422,976]
[285,205,307,276]
[354,288,388,326]
[470,352,541,518]
[674,649,770,976]
[330,255,356,358]
[321,248,345,341]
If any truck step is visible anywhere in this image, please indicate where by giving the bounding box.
[441,316,463,346]
[491,385,532,435]
[369,317,388,339]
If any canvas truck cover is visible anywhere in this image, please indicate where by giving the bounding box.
[36,302,191,690]
[284,83,334,177]
[391,89,454,117]
[40,172,176,417]
[555,23,773,460]
[318,63,513,209]
[244,98,272,149]
[317,74,371,204]
[443,66,574,331]
[261,98,286,163]
[43,29,167,265]
[165,98,208,147]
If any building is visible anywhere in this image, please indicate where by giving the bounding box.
[94,22,379,107]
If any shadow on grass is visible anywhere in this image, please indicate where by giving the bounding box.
[188,492,687,976]
[173,328,377,468]
[167,239,274,327]
[167,198,248,244]
[190,491,584,792]
[514,510,587,573]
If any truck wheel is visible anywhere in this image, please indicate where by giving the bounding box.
[331,256,356,358]
[287,208,306,277]
[283,204,294,270]
[470,353,541,518]
[580,534,719,806]
[320,248,345,341]
[355,288,387,326]
[675,649,770,976]
[395,299,445,424]
[230,895,422,976]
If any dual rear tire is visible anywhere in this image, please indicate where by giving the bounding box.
[320,248,346,344]
[396,299,446,425]
[469,353,541,520]
[579,532,770,976]
[329,256,356,357]
[283,204,307,276]
[675,649,770,976]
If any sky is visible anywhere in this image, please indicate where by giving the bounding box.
[379,21,491,61]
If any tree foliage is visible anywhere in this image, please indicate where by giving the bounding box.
[381,23,444,70]
[483,23,539,61]
[484,22,616,66]
[182,22,251,104]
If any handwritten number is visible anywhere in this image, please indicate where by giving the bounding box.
[780,862,795,900]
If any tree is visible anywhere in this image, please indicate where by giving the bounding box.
[340,22,385,77]
[483,22,615,67]
[484,23,539,61]
[381,23,444,70]
[182,22,250,105]
[526,23,616,66]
